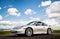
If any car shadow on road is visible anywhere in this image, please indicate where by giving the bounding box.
[7,34,26,37]
[7,34,52,37]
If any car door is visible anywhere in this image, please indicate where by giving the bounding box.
[35,22,47,33]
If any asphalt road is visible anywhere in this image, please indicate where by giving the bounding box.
[0,34,60,39]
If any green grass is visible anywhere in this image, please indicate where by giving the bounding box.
[52,30,60,33]
[0,30,11,35]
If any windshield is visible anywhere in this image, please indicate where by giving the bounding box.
[27,21,47,26]
[27,21,37,25]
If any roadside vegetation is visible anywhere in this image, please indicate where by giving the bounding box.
[52,30,60,33]
[0,30,60,35]
[0,30,11,35]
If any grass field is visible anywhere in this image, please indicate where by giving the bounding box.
[0,30,11,35]
[52,30,60,33]
[0,30,60,35]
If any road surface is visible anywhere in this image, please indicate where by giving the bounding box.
[0,34,60,39]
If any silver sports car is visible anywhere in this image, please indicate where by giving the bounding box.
[11,21,53,36]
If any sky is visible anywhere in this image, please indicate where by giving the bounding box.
[0,0,60,30]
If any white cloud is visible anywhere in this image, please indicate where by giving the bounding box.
[0,7,2,10]
[0,21,16,25]
[43,19,58,25]
[0,20,28,29]
[45,1,60,30]
[41,0,51,6]
[46,1,60,18]
[29,17,40,22]
[43,19,60,30]
[19,21,28,25]
[0,21,27,26]
[24,9,36,15]
[0,21,15,29]
[7,8,21,16]
[0,15,2,20]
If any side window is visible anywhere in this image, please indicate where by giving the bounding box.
[36,22,47,26]
[42,23,47,26]
[36,22,42,26]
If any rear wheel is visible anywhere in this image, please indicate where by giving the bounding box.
[25,28,33,36]
[47,29,52,35]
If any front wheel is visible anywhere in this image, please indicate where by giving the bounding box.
[25,28,33,36]
[47,29,52,35]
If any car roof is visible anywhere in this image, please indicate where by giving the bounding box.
[31,21,42,23]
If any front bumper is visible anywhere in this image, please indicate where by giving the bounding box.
[11,29,25,34]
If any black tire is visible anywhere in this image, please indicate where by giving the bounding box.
[47,29,52,35]
[25,28,33,36]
